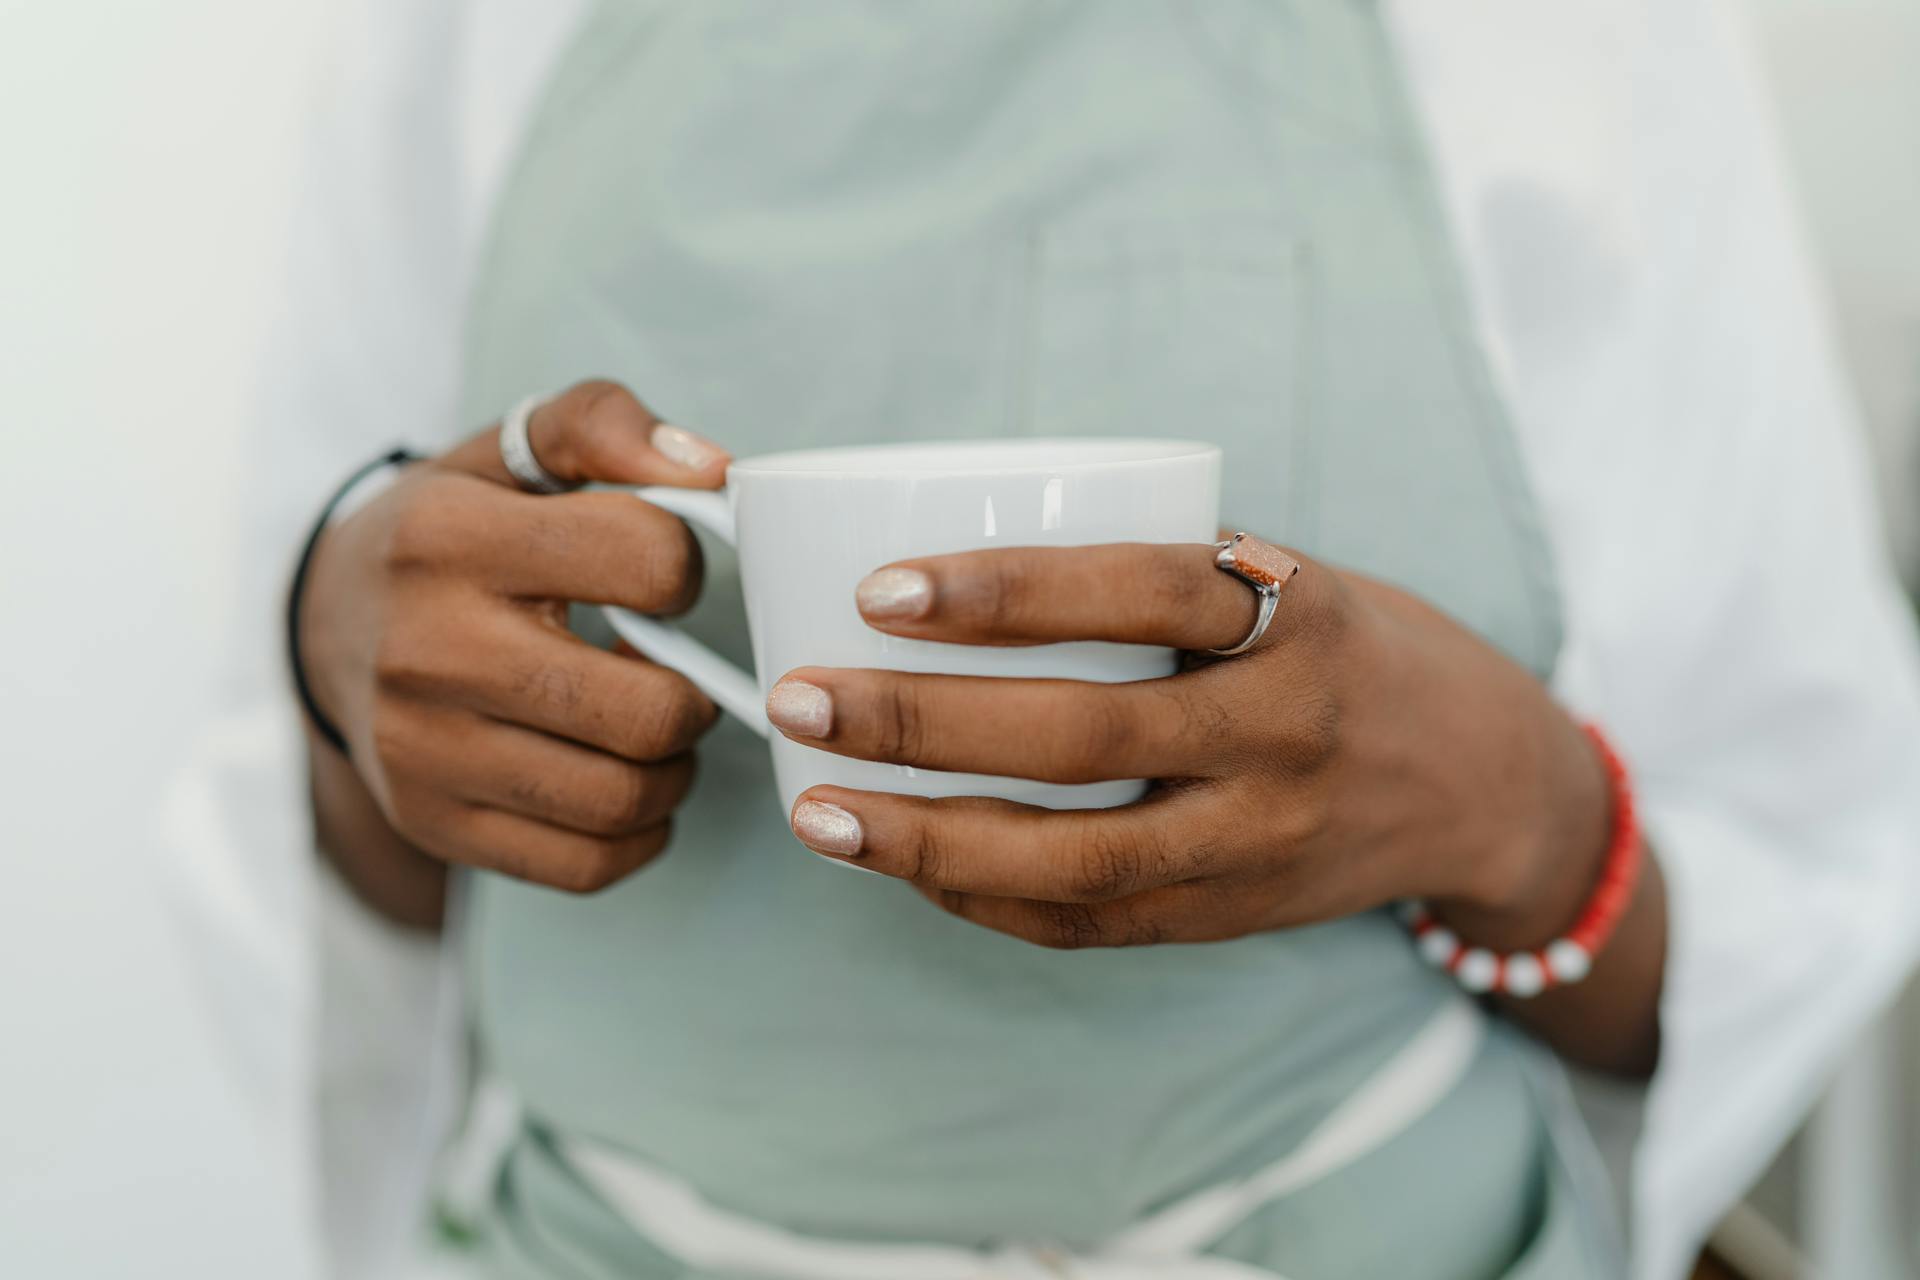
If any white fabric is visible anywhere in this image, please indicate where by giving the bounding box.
[164,1,1920,1278]
[557,999,1484,1280]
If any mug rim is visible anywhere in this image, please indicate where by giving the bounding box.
[728,437,1220,479]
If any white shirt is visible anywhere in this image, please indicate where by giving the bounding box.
[169,2,1920,1277]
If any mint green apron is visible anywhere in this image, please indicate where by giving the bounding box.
[453,3,1608,1276]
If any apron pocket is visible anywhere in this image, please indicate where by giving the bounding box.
[1020,219,1316,545]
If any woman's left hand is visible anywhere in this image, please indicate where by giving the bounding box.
[767,538,1612,953]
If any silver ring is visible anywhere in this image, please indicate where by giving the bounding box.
[499,393,578,494]
[1206,532,1300,657]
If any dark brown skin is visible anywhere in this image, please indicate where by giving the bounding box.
[299,381,730,927]
[300,376,1661,1077]
[771,543,1663,1077]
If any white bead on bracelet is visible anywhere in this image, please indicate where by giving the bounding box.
[1400,903,1597,997]
[1395,724,1635,999]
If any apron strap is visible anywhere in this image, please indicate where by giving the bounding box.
[1103,996,1486,1257]
[545,997,1484,1279]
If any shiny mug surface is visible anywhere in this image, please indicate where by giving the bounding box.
[602,438,1222,816]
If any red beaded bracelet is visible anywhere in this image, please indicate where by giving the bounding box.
[1400,724,1641,998]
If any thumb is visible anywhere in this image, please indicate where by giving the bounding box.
[441,379,730,491]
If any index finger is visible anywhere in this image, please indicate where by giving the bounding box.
[851,542,1313,651]
[442,379,731,491]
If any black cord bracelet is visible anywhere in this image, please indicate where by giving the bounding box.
[287,447,423,755]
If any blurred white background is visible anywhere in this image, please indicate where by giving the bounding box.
[1,2,1916,1277]
[0,2,323,1274]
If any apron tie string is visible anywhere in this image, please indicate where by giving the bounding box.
[545,997,1484,1279]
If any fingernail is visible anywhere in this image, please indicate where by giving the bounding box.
[766,679,832,737]
[651,422,726,470]
[856,567,933,620]
[792,799,863,856]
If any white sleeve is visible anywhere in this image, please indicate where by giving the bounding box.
[1391,2,1920,1276]
[1547,13,1920,1276]
[237,5,474,621]
[162,2,576,1273]
[1604,18,1920,1268]
[236,0,583,629]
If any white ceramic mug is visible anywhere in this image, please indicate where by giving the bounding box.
[601,438,1221,814]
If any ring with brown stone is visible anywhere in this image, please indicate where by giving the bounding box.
[1205,532,1300,657]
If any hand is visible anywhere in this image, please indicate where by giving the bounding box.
[765,540,1612,951]
[300,380,730,895]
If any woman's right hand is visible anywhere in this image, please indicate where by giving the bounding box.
[299,380,730,904]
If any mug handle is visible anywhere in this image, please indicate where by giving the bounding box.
[598,487,771,739]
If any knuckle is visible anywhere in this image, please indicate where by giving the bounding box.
[561,824,671,892]
[615,703,666,760]
[372,621,446,697]
[899,804,949,885]
[1272,783,1333,852]
[549,855,615,895]
[1030,901,1106,950]
[1184,878,1255,935]
[548,838,638,895]
[504,771,560,819]
[1290,565,1350,651]
[622,686,710,759]
[1146,555,1207,620]
[662,686,718,747]
[510,657,587,717]
[978,559,1028,632]
[584,766,656,833]
[1117,904,1172,947]
[1180,687,1237,755]
[1067,824,1154,901]
[574,380,647,453]
[1065,696,1140,781]
[613,766,658,828]
[687,691,723,739]
[1275,686,1342,776]
[874,681,929,764]
[380,482,466,574]
[1159,686,1236,777]
[573,378,638,418]
[640,524,702,612]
